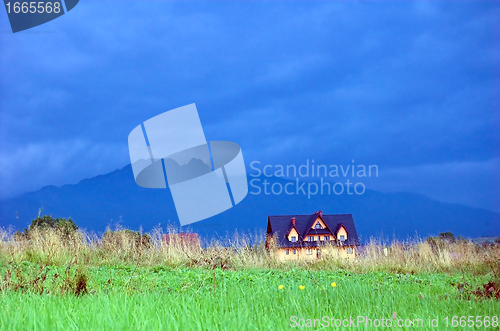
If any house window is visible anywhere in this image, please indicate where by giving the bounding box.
[291,236,296,242]
[293,249,296,254]
[315,223,322,229]
[347,247,353,254]
[324,236,329,241]
[306,249,312,255]
[286,249,289,255]
[340,235,345,241]
[308,236,314,242]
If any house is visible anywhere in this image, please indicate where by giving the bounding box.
[266,211,360,260]
[162,232,200,249]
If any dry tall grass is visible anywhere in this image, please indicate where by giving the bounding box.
[1,227,499,276]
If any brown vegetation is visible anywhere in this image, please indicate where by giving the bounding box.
[1,226,499,277]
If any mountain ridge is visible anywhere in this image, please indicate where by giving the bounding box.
[1,164,498,241]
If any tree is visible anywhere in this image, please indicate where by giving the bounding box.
[438,232,455,243]
[425,232,458,254]
[54,218,79,237]
[25,215,78,239]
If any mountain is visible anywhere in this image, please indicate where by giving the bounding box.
[0,164,498,241]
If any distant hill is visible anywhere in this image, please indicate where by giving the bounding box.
[0,164,498,241]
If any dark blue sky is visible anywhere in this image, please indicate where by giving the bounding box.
[0,1,498,211]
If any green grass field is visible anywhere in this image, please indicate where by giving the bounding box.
[1,227,499,330]
[1,263,499,330]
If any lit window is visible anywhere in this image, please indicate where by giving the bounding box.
[293,249,296,254]
[340,235,345,241]
[291,236,296,242]
[308,236,314,241]
[347,247,353,254]
[286,249,289,255]
[324,236,329,241]
[315,223,322,229]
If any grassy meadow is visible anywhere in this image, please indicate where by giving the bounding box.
[0,225,499,330]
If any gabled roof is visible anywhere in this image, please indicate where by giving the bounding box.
[286,222,300,237]
[334,223,349,234]
[267,213,360,247]
[303,213,335,238]
[303,214,322,237]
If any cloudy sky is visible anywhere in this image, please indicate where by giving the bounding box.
[0,1,498,212]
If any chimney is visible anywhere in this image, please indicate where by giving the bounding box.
[319,210,322,217]
[291,217,295,226]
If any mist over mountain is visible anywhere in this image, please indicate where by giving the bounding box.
[0,164,498,241]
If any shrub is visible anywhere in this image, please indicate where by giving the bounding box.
[425,232,458,254]
[438,232,456,243]
[24,215,79,240]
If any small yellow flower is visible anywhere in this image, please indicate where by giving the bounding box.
[331,282,337,287]
[299,285,305,290]
[278,285,284,290]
